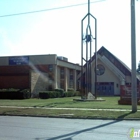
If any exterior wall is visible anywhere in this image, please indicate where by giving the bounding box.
[0,65,30,89]
[57,66,60,88]
[57,66,69,91]
[0,54,81,95]
[64,68,68,91]
[0,65,29,74]
[30,54,57,65]
[66,68,76,91]
[0,54,57,66]
[60,60,80,91]
[0,75,29,89]
[57,66,79,91]
[92,59,120,95]
[57,60,81,70]
[53,64,58,89]
[125,76,131,83]
[0,57,9,66]
[31,70,48,97]
[73,70,76,90]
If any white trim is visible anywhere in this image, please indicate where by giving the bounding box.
[98,55,125,81]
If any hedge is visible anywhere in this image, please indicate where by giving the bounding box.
[64,90,81,97]
[54,88,65,97]
[20,89,31,99]
[39,89,81,99]
[67,88,74,91]
[0,89,31,99]
[64,91,75,97]
[75,91,81,96]
[39,91,60,99]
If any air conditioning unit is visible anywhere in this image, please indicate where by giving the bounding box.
[57,56,68,62]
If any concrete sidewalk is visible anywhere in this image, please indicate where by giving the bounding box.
[0,106,140,112]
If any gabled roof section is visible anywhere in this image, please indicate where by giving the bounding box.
[89,46,131,76]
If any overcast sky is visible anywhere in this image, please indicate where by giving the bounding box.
[0,0,140,68]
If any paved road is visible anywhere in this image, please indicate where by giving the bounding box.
[0,116,139,140]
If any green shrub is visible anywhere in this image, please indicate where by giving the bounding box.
[0,88,20,92]
[65,91,75,97]
[39,91,50,99]
[75,91,81,96]
[20,89,31,99]
[48,91,54,98]
[54,88,65,97]
[39,89,78,99]
[54,88,64,92]
[48,91,56,98]
[0,88,31,99]
[67,88,74,91]
[39,91,60,99]
[67,90,78,97]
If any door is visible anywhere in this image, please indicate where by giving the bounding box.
[96,82,114,96]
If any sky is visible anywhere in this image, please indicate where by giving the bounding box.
[0,0,140,68]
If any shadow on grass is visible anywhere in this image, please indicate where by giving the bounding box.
[35,112,134,140]
[117,111,135,119]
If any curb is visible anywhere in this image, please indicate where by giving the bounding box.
[0,114,140,121]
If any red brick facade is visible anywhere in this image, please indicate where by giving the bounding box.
[0,65,50,89]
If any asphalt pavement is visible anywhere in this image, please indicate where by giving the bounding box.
[0,116,139,140]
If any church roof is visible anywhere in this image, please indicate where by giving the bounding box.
[88,46,131,76]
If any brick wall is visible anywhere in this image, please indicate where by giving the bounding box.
[0,65,49,90]
[0,75,29,89]
[30,71,48,97]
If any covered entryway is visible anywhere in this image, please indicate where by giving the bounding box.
[96,82,114,96]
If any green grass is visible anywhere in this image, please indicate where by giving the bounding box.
[0,108,140,120]
[0,96,140,119]
[0,96,139,110]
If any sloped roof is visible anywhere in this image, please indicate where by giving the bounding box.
[88,46,131,76]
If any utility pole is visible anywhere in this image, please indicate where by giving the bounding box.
[131,0,137,112]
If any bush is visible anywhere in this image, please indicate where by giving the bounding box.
[65,90,81,97]
[0,88,31,99]
[65,91,75,97]
[0,89,19,99]
[39,91,60,99]
[67,88,74,91]
[39,91,50,99]
[49,91,57,98]
[75,91,81,96]
[39,89,80,99]
[20,89,31,99]
[54,88,65,97]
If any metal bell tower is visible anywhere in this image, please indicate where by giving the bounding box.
[81,0,97,99]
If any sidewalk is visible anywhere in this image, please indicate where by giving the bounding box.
[0,106,140,112]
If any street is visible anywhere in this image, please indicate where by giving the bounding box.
[0,116,139,140]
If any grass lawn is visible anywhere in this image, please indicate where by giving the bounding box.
[0,96,140,119]
[0,108,140,120]
[0,96,139,110]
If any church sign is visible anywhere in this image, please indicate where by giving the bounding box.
[9,56,29,65]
